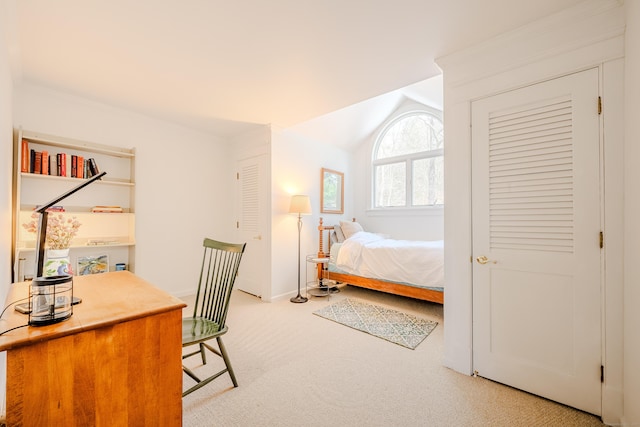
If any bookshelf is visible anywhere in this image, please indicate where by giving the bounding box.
[12,129,136,282]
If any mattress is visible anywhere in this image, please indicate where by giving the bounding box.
[328,231,444,291]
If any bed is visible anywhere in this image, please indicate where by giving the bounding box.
[317,218,444,304]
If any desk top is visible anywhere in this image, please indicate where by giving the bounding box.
[0,271,186,352]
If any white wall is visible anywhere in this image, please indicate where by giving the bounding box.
[0,0,14,417]
[12,84,234,297]
[623,1,640,425]
[270,126,351,300]
[0,1,14,301]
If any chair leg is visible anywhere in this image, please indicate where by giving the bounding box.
[199,342,207,365]
[182,337,238,396]
[216,336,238,387]
[183,365,201,383]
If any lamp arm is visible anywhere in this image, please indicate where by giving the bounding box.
[33,171,107,278]
[35,171,106,213]
[33,210,49,279]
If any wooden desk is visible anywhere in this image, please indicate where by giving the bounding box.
[0,271,186,426]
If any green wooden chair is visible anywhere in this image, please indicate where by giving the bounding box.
[182,238,246,397]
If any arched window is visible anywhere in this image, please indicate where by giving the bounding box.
[372,110,443,208]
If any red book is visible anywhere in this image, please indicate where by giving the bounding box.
[34,151,42,174]
[20,139,29,172]
[77,156,84,178]
[41,150,49,175]
[71,155,77,177]
[60,153,67,177]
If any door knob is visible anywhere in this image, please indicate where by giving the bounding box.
[476,255,496,265]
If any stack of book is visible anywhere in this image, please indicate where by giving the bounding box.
[91,206,123,213]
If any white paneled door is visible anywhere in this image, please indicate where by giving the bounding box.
[235,155,268,298]
[471,68,602,415]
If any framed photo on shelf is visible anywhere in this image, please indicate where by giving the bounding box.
[77,254,109,275]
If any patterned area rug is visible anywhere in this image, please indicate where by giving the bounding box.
[313,298,438,350]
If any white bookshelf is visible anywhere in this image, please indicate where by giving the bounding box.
[12,129,136,281]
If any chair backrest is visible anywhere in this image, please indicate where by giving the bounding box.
[192,238,246,327]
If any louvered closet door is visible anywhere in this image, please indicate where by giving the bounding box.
[471,69,601,415]
[235,155,268,297]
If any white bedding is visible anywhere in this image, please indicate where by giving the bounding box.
[333,231,444,289]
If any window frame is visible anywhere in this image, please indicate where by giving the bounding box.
[371,108,444,210]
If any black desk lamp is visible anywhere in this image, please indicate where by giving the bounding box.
[29,171,106,326]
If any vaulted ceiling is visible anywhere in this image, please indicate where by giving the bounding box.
[4,0,584,147]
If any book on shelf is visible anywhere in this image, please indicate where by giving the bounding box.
[56,153,62,176]
[76,156,84,178]
[34,205,65,212]
[91,205,123,213]
[87,239,121,246]
[41,150,49,175]
[33,151,42,174]
[86,158,100,177]
[21,139,29,173]
[71,155,77,177]
[61,153,67,177]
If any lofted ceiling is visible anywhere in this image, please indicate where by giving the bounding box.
[4,0,584,148]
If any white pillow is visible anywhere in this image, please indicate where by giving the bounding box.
[334,225,346,243]
[340,220,364,239]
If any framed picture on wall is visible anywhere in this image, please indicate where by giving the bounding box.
[321,168,344,214]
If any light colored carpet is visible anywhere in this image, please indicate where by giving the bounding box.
[313,297,438,349]
[182,286,605,427]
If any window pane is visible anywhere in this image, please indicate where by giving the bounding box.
[412,156,444,206]
[375,163,406,207]
[376,113,443,160]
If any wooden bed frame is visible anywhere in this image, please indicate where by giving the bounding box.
[317,218,444,304]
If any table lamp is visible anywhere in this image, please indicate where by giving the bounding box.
[29,171,106,326]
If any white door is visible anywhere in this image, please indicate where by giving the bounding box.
[471,68,602,415]
[235,155,268,297]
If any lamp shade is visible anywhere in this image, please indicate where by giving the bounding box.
[289,195,312,215]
